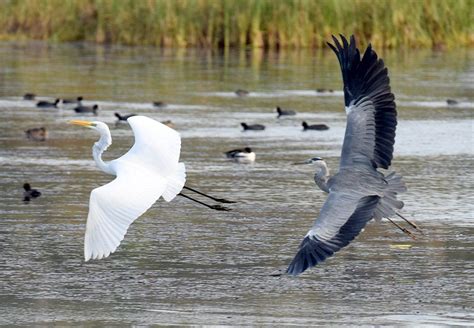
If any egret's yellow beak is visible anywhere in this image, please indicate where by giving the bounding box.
[69,120,95,128]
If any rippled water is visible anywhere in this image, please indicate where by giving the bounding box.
[0,42,473,326]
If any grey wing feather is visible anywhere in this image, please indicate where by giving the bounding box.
[287,195,379,276]
[328,35,397,169]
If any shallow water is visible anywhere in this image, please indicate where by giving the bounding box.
[0,42,473,326]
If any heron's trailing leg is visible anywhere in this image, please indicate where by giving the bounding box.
[386,217,416,240]
[178,193,231,211]
[183,186,236,204]
[396,212,422,234]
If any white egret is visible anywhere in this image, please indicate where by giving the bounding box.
[70,116,187,261]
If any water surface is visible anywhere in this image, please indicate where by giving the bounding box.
[0,42,473,326]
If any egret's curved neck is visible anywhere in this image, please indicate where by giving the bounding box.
[92,129,115,175]
[314,161,330,193]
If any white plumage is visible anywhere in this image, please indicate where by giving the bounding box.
[70,116,186,261]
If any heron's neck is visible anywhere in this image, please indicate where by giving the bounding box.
[92,130,115,175]
[314,161,330,193]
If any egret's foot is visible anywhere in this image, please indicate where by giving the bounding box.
[210,204,232,211]
[214,198,237,204]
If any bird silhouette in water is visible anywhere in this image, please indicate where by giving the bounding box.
[37,99,61,108]
[115,112,137,121]
[25,127,48,141]
[241,123,265,131]
[63,96,83,105]
[23,183,41,202]
[235,89,249,97]
[225,147,256,163]
[75,104,99,115]
[24,93,36,100]
[302,121,330,131]
[276,106,296,118]
[153,101,167,108]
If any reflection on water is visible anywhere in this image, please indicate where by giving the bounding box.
[0,42,473,326]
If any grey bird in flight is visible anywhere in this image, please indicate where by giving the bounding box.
[286,35,415,276]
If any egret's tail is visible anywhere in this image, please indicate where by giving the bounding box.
[374,172,406,220]
[162,163,186,202]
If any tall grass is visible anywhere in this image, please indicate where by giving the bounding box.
[0,0,472,48]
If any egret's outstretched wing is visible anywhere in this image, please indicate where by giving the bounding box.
[287,193,379,275]
[120,116,182,177]
[328,35,397,170]
[85,167,167,261]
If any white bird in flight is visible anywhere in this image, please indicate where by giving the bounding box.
[70,116,186,261]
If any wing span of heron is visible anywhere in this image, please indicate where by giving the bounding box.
[287,34,409,276]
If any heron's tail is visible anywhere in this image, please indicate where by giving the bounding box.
[162,162,186,202]
[374,172,406,220]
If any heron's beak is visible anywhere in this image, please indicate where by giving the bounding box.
[68,120,94,128]
[292,159,312,165]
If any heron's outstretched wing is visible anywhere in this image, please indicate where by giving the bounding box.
[287,193,379,275]
[328,35,397,170]
[84,167,167,261]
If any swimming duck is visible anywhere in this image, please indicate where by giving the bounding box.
[302,121,329,131]
[115,112,137,121]
[446,99,459,106]
[74,104,99,115]
[241,122,265,131]
[25,127,48,141]
[153,101,167,108]
[316,88,334,93]
[276,106,296,117]
[161,120,175,128]
[37,99,61,108]
[225,147,256,163]
[23,93,36,100]
[23,183,41,202]
[63,96,83,105]
[235,89,250,97]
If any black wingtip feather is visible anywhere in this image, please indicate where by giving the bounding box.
[328,34,397,169]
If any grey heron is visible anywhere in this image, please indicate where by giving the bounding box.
[287,35,413,276]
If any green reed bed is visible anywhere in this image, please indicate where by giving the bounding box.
[0,0,472,48]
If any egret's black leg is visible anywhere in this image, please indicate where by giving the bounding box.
[178,193,232,211]
[386,217,416,240]
[396,212,423,234]
[183,186,237,204]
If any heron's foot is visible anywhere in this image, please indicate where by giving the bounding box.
[209,204,232,211]
[269,269,285,277]
[402,227,417,240]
